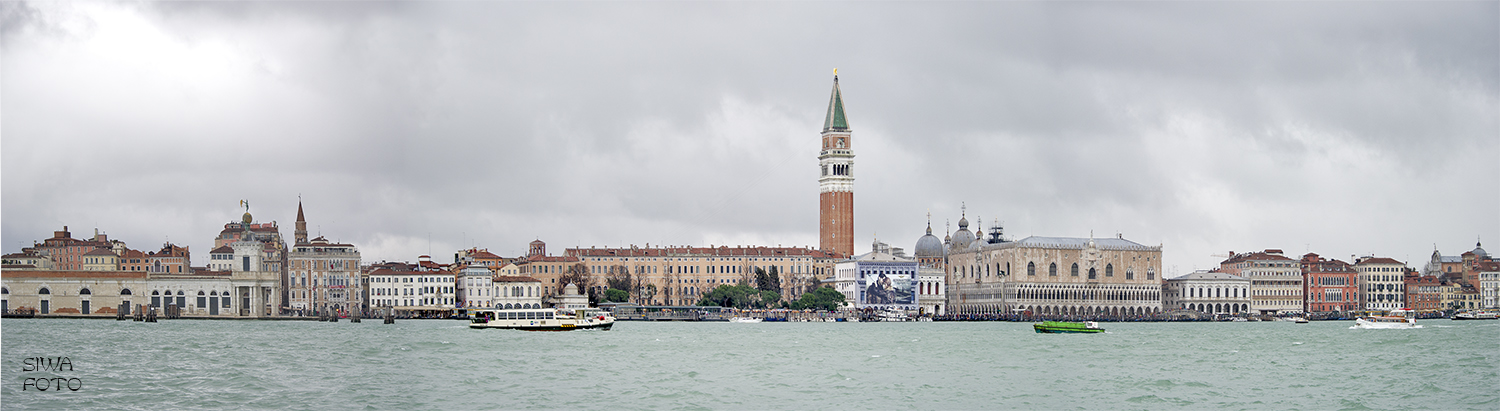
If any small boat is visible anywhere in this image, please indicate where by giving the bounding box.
[729,317,762,323]
[469,307,614,331]
[1033,321,1104,334]
[1352,308,1420,329]
[1452,310,1499,320]
[1293,317,1309,324]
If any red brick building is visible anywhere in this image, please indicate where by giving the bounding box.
[1301,253,1358,313]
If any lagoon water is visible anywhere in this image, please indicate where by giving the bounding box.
[3,318,1498,410]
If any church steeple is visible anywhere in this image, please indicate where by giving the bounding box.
[823,72,850,132]
[817,70,856,257]
[294,198,308,245]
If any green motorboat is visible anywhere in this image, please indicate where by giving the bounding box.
[1033,321,1105,333]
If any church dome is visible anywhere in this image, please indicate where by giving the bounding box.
[1473,242,1488,258]
[914,225,944,258]
[951,228,975,251]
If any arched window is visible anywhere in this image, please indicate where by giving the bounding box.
[39,287,51,295]
[1027,262,1036,276]
[80,288,91,295]
[1106,264,1114,277]
[1088,267,1097,279]
[1071,263,1079,277]
[1147,267,1155,280]
[1126,268,1134,280]
[152,290,160,295]
[1,287,8,294]
[120,288,132,295]
[1049,263,1057,276]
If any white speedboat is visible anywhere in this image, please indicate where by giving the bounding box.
[729,317,762,323]
[469,307,614,331]
[1352,308,1420,329]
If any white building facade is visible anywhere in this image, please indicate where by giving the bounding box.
[1163,270,1252,315]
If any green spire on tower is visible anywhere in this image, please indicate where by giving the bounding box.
[823,71,850,132]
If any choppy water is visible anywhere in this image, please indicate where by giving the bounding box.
[3,318,1497,410]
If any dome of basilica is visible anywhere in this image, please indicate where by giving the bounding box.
[914,224,944,258]
[950,216,975,251]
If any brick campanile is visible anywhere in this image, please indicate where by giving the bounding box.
[819,73,855,256]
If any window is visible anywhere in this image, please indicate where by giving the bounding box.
[1049,263,1057,276]
[1106,264,1114,277]
[1088,267,1097,280]
[1071,263,1079,277]
[1027,262,1035,276]
[1126,268,1134,280]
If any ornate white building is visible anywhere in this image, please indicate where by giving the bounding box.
[1163,270,1251,315]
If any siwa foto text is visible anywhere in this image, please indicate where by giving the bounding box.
[21,357,82,391]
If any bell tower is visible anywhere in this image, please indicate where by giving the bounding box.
[819,71,855,256]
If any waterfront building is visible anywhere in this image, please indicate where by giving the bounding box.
[286,200,362,315]
[492,275,544,309]
[1,270,148,315]
[212,206,287,311]
[365,265,414,309]
[225,208,284,317]
[566,242,841,306]
[1300,253,1359,313]
[458,265,494,309]
[1404,269,1443,312]
[1442,281,1482,310]
[1218,250,1303,314]
[830,249,919,311]
[288,237,361,315]
[364,260,455,313]
[146,269,235,315]
[945,231,1164,318]
[1353,256,1407,311]
[1479,261,1500,308]
[1162,270,1251,315]
[818,73,855,257]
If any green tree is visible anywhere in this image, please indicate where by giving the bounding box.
[757,290,782,309]
[698,284,758,309]
[768,265,782,294]
[790,286,846,311]
[604,288,630,303]
[754,267,771,292]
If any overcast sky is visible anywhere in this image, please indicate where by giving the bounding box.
[3,1,1496,275]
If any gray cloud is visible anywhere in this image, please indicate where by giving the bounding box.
[3,1,1495,272]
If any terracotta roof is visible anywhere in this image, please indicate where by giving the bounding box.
[83,248,118,257]
[1356,257,1404,266]
[210,245,234,254]
[469,250,503,260]
[494,275,542,283]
